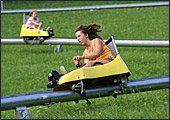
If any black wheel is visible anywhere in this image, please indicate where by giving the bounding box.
[39,37,45,44]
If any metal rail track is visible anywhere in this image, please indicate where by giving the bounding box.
[1,75,169,119]
[1,37,169,47]
[1,2,169,14]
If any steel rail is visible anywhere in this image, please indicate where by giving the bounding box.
[1,75,169,111]
[1,2,169,14]
[1,37,169,47]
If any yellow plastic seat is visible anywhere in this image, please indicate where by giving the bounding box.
[58,35,131,85]
[20,24,49,37]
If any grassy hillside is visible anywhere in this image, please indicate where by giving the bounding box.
[1,1,169,39]
[1,1,169,119]
[2,1,159,10]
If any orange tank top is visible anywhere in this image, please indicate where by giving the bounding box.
[85,39,115,60]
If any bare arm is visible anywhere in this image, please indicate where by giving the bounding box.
[73,38,102,61]
[30,20,42,26]
[73,51,88,67]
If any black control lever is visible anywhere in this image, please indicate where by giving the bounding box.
[76,60,81,68]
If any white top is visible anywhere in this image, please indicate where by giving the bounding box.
[25,17,39,28]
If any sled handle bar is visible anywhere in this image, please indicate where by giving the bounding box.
[76,60,81,68]
[37,25,42,30]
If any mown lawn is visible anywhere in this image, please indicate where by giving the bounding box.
[1,1,169,119]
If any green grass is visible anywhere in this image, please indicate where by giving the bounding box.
[1,1,169,119]
[1,2,169,39]
[1,45,169,119]
[2,1,159,10]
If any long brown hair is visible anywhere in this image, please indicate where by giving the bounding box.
[75,23,103,40]
[28,9,37,17]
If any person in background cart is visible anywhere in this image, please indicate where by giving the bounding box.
[25,9,43,29]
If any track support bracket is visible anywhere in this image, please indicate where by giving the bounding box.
[54,45,63,53]
[15,106,31,119]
